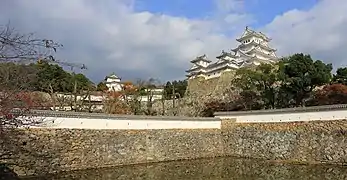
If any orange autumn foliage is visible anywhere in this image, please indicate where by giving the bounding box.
[1,91,52,124]
[104,81,139,114]
[309,84,347,106]
[122,81,137,94]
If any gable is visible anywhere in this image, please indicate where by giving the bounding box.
[189,64,202,70]
[240,30,251,39]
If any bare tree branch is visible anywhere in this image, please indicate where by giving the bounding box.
[0,23,62,161]
[0,22,62,63]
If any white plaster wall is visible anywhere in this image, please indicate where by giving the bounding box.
[197,61,209,67]
[150,89,164,93]
[206,72,221,79]
[138,95,163,102]
[89,95,105,101]
[106,77,121,83]
[31,117,221,130]
[56,94,105,102]
[51,104,103,111]
[106,83,122,92]
[217,110,347,123]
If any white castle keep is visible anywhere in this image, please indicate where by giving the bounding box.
[186,26,278,79]
[104,73,123,92]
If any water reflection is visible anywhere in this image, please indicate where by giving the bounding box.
[22,157,347,180]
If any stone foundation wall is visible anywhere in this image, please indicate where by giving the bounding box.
[2,119,347,176]
[186,71,236,97]
[177,71,237,116]
[1,128,222,176]
[186,77,219,96]
[222,119,347,164]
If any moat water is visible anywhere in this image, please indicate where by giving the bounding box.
[23,157,347,180]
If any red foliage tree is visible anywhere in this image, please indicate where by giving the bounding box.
[0,24,60,128]
[103,81,139,115]
[201,99,245,117]
[308,84,347,106]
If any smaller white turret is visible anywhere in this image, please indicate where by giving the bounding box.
[105,72,122,92]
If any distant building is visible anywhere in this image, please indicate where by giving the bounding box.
[104,73,122,92]
[138,87,164,102]
[54,91,106,112]
[104,72,164,102]
[186,26,278,79]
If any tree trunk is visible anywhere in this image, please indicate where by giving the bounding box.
[73,80,77,111]
[48,83,56,111]
[172,85,176,109]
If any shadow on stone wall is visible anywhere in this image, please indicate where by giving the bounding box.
[0,128,74,176]
[0,164,20,180]
[22,157,347,180]
[1,128,222,177]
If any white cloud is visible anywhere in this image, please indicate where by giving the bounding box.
[1,0,346,83]
[0,0,243,82]
[264,0,347,68]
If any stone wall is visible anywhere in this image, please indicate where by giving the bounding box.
[1,128,222,176]
[3,117,347,176]
[186,71,235,97]
[186,77,218,96]
[175,71,236,116]
[222,119,347,164]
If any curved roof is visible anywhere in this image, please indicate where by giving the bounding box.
[105,72,120,80]
[236,26,271,42]
[190,54,212,63]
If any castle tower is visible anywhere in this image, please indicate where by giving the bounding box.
[185,54,211,79]
[185,26,278,80]
[232,26,278,66]
[104,72,122,92]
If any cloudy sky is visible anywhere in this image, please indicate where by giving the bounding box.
[1,0,346,83]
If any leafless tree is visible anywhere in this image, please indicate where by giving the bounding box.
[0,22,62,63]
[71,90,93,112]
[141,78,161,116]
[56,93,71,111]
[0,23,61,162]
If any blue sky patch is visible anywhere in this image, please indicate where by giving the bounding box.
[135,0,318,27]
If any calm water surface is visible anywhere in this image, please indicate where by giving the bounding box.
[23,157,347,180]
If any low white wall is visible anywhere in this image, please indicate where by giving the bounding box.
[216,109,347,123]
[31,116,221,130]
[26,106,347,129]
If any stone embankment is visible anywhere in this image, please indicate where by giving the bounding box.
[163,71,236,117]
[1,104,347,176]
